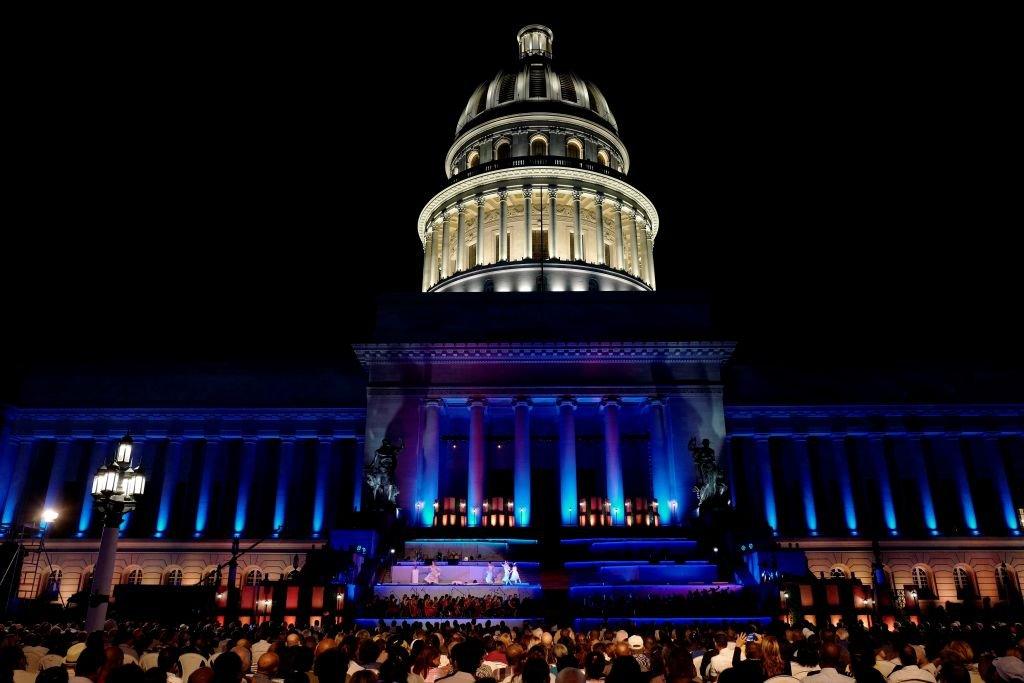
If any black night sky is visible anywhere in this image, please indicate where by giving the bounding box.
[4,12,1020,406]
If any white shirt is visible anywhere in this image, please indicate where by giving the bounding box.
[811,668,852,683]
[348,661,364,676]
[709,644,743,680]
[791,663,820,680]
[888,665,937,683]
[250,641,271,672]
[876,660,897,679]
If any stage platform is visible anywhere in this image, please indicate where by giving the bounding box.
[373,583,542,599]
[356,618,539,628]
[573,616,772,629]
[404,538,537,561]
[391,561,540,584]
[565,560,719,584]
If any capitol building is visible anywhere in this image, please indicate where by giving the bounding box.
[1,25,1022,627]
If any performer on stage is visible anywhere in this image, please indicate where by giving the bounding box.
[425,561,441,585]
[485,562,494,584]
[501,560,511,585]
[510,562,521,585]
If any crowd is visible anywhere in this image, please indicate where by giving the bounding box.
[0,617,1022,683]
[361,593,535,619]
[572,589,762,618]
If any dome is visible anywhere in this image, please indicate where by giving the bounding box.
[455,26,618,135]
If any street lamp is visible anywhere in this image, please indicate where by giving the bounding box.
[84,434,146,632]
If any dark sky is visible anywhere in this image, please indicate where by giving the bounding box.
[4,12,1020,404]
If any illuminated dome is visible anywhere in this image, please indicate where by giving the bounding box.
[418,25,659,294]
[456,26,618,136]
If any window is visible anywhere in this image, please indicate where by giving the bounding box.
[953,566,976,599]
[467,243,477,268]
[558,73,577,102]
[165,569,183,587]
[995,563,1018,600]
[587,277,599,292]
[202,569,218,586]
[495,139,511,161]
[245,569,264,586]
[124,568,144,585]
[912,566,931,591]
[532,230,548,259]
[498,73,516,103]
[604,244,612,266]
[528,65,546,98]
[467,151,479,168]
[530,134,548,156]
[597,149,610,167]
[829,566,848,579]
[566,139,583,159]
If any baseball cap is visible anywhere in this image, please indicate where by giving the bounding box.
[627,635,643,650]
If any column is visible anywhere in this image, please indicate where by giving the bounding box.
[430,223,440,286]
[498,188,508,261]
[753,436,777,534]
[602,397,623,524]
[468,399,486,526]
[513,398,532,526]
[455,201,465,272]
[645,226,656,288]
[572,188,583,260]
[273,437,295,535]
[975,434,1020,534]
[420,401,441,526]
[155,438,182,537]
[313,437,333,537]
[934,434,976,534]
[194,438,220,536]
[475,194,485,266]
[421,232,432,291]
[647,398,672,524]
[352,436,365,512]
[790,436,818,535]
[594,193,605,265]
[866,434,898,534]
[829,435,858,535]
[44,438,75,512]
[905,435,937,534]
[548,185,558,259]
[614,200,626,270]
[440,209,450,278]
[522,186,532,259]
[235,438,258,536]
[630,209,642,278]
[1,439,34,526]
[557,397,578,526]
[0,430,17,519]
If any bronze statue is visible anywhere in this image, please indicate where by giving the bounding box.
[366,437,403,509]
[689,436,728,509]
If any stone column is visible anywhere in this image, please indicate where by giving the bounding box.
[594,193,606,265]
[195,438,221,536]
[273,437,295,535]
[614,200,625,270]
[468,399,486,526]
[829,435,858,535]
[421,232,432,291]
[904,434,938,534]
[154,438,181,537]
[548,185,558,259]
[645,225,656,288]
[557,397,578,526]
[44,438,75,512]
[475,194,486,266]
[235,438,258,536]
[313,437,333,537]
[630,209,642,278]
[648,398,672,524]
[455,201,465,272]
[1,439,35,526]
[934,434,977,534]
[420,400,442,526]
[513,398,532,526]
[352,436,365,513]
[0,430,17,518]
[753,436,778,534]
[866,434,898,534]
[498,188,508,261]
[975,434,1020,533]
[430,223,440,286]
[522,186,532,259]
[440,209,451,278]
[790,436,818,535]
[572,188,583,260]
[602,397,623,524]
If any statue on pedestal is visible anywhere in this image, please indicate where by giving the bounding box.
[366,437,403,509]
[689,437,728,509]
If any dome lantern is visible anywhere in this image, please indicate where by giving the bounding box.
[517,25,553,60]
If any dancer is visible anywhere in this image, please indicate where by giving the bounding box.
[501,560,511,585]
[510,562,521,585]
[484,561,494,584]
[425,560,441,585]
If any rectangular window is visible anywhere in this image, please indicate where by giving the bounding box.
[495,234,501,260]
[532,230,549,259]
[604,244,612,266]
[569,239,575,261]
[467,244,477,268]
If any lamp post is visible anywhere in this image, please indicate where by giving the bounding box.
[84,434,146,632]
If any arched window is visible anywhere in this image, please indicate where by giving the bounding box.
[494,139,511,161]
[202,569,219,586]
[467,150,480,168]
[995,563,1018,600]
[597,149,610,167]
[165,569,183,587]
[911,565,932,591]
[530,134,548,157]
[953,565,977,599]
[244,569,264,586]
[587,277,599,292]
[829,566,848,579]
[566,139,583,160]
[286,566,300,581]
[123,568,144,585]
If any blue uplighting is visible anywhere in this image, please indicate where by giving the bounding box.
[235,464,254,535]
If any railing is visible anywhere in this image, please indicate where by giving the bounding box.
[449,155,629,185]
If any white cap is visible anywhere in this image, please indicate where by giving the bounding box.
[627,635,643,649]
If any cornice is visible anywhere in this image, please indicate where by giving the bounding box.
[779,536,1024,551]
[353,341,736,367]
[726,404,1024,420]
[418,167,659,243]
[38,538,319,553]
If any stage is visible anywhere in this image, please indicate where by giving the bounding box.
[373,583,542,600]
[390,561,540,584]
